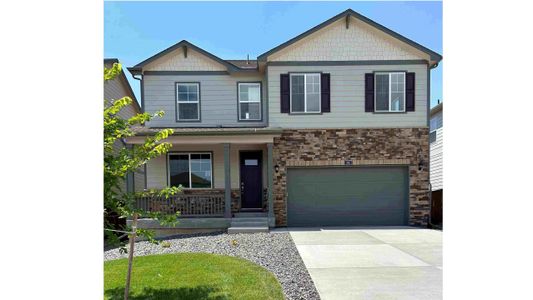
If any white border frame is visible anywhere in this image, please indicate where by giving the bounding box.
[176,83,200,121]
[289,73,321,113]
[167,152,213,189]
[238,82,262,121]
[374,72,406,113]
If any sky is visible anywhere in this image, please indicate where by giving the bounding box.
[104,1,442,108]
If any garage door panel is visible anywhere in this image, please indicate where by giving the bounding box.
[287,167,408,227]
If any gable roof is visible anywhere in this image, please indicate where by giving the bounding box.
[430,102,443,117]
[104,58,141,112]
[128,40,252,74]
[226,59,258,69]
[257,9,442,65]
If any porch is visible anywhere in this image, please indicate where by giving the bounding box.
[125,127,282,232]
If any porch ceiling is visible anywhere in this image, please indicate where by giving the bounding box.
[124,126,282,144]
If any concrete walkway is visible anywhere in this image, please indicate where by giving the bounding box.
[288,227,442,300]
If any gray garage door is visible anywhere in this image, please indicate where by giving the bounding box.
[287,167,409,227]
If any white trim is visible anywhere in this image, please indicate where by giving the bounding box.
[167,152,213,189]
[289,73,321,113]
[374,72,406,113]
[176,83,200,121]
[238,82,262,121]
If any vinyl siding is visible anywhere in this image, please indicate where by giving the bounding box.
[267,63,428,128]
[104,70,139,120]
[430,111,443,191]
[268,16,429,62]
[144,47,227,71]
[145,144,267,190]
[104,64,144,192]
[143,74,267,127]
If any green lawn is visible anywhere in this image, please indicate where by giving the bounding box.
[104,253,285,300]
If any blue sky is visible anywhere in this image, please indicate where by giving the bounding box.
[104,1,442,108]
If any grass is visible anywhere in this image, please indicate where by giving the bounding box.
[104,253,285,300]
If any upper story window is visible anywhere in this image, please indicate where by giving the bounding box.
[375,72,405,112]
[290,73,321,113]
[176,83,200,121]
[168,153,212,189]
[238,83,261,121]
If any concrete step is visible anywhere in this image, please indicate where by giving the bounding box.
[234,212,268,218]
[231,217,269,222]
[230,221,269,227]
[228,226,269,234]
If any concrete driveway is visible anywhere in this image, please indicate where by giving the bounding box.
[289,227,442,300]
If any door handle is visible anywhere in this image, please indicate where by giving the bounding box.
[240,182,245,192]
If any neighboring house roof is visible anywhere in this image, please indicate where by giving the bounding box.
[257,9,442,66]
[128,40,257,74]
[104,58,141,112]
[430,102,443,117]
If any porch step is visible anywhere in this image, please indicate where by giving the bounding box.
[231,217,269,223]
[228,226,269,234]
[234,212,268,218]
[231,221,268,227]
[228,215,269,234]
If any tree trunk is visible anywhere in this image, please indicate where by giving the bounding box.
[124,213,138,300]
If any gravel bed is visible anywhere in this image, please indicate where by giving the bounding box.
[104,231,320,300]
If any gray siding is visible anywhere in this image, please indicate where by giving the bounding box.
[430,111,443,190]
[144,74,267,127]
[267,63,429,128]
[146,144,267,190]
[104,67,144,192]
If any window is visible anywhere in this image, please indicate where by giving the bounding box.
[176,83,200,121]
[238,83,261,120]
[168,153,212,188]
[290,73,321,113]
[375,72,405,112]
[430,131,437,143]
[430,115,442,131]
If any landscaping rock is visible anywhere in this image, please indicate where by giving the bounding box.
[104,232,320,300]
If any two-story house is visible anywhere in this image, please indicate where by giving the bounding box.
[125,9,442,232]
[104,58,146,194]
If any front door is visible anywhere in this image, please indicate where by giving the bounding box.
[240,151,263,209]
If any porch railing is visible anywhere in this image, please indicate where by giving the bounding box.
[135,194,225,217]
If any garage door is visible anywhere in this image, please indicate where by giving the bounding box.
[287,167,409,227]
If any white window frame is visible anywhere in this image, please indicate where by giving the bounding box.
[374,72,406,113]
[176,82,200,121]
[289,73,321,113]
[238,82,262,121]
[167,152,213,189]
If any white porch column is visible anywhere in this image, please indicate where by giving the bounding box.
[224,143,232,218]
[267,143,275,226]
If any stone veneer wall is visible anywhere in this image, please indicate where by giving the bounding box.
[272,128,430,227]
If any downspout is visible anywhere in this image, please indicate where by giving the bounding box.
[132,74,144,113]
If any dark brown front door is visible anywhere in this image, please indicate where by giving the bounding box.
[240,151,263,209]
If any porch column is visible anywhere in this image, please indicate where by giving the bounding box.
[224,143,232,218]
[267,143,274,226]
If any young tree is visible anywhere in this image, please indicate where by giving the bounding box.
[104,63,180,249]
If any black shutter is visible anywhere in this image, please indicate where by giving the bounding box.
[321,73,331,112]
[365,73,374,112]
[280,74,290,113]
[406,72,415,112]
